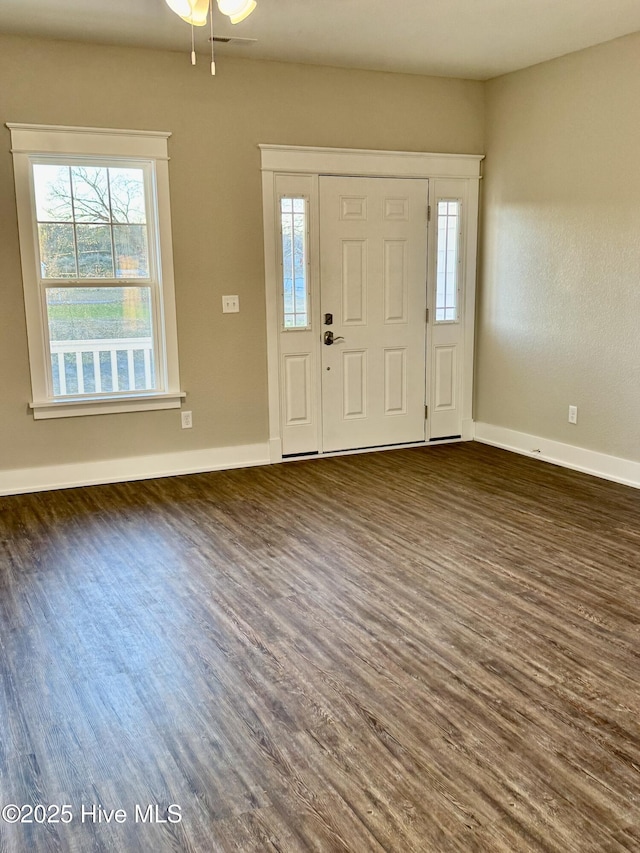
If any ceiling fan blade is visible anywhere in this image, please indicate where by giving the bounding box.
[210,36,257,44]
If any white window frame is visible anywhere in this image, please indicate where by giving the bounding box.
[8,123,184,419]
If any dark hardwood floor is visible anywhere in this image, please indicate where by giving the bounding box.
[0,442,639,852]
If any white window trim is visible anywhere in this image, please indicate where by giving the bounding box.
[8,123,183,419]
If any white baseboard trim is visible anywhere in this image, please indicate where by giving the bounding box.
[8,426,635,497]
[474,422,640,490]
[0,442,271,497]
[268,437,282,463]
[462,418,475,441]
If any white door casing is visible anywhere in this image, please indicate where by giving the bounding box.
[319,176,429,452]
[260,146,483,462]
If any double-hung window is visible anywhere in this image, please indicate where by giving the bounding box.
[9,124,183,418]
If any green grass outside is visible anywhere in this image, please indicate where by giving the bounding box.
[47,297,152,341]
[47,302,151,322]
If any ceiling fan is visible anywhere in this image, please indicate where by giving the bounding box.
[165,0,257,74]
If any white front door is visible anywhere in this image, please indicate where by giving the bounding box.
[319,176,429,452]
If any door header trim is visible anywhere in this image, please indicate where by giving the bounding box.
[259,145,484,179]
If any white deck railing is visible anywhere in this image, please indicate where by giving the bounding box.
[50,337,154,396]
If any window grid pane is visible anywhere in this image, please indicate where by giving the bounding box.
[33,164,150,281]
[46,286,156,397]
[280,197,309,329]
[435,199,461,323]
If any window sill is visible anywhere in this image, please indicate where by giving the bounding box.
[29,391,186,420]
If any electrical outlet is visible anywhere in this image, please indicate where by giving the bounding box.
[568,405,578,424]
[222,295,240,313]
[181,410,193,429]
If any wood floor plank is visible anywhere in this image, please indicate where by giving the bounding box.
[0,442,639,851]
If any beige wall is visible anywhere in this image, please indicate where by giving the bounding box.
[479,33,640,462]
[0,33,484,471]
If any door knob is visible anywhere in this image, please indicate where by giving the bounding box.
[324,331,345,346]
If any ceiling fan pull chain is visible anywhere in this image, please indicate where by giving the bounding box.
[210,0,216,75]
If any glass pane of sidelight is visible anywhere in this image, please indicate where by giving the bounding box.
[280,197,309,329]
[435,199,461,323]
[46,287,155,396]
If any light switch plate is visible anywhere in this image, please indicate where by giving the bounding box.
[222,295,240,313]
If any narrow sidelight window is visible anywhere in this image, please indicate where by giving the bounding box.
[280,197,309,329]
[435,199,461,322]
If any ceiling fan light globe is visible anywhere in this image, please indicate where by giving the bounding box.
[217,0,256,24]
[165,0,209,26]
[229,2,256,24]
[165,0,192,16]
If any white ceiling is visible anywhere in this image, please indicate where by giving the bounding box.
[1,0,640,80]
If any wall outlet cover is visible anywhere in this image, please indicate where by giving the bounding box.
[222,295,240,313]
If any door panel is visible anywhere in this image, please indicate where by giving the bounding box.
[342,241,367,324]
[342,350,367,418]
[340,195,367,220]
[383,240,408,323]
[433,345,457,412]
[320,176,428,453]
[384,347,407,415]
[283,354,312,426]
